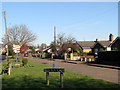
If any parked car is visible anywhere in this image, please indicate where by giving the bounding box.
[32,54,36,57]
[24,53,28,57]
[37,54,40,57]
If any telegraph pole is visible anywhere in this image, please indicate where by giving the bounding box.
[54,26,56,53]
[118,1,120,36]
[4,11,9,61]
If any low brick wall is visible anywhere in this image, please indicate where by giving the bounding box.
[73,56,80,60]
[98,51,120,66]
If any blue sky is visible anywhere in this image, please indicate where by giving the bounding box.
[1,2,118,46]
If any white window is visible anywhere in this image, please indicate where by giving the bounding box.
[94,49,98,52]
[100,48,103,51]
[94,49,98,55]
[107,47,111,51]
[95,52,98,55]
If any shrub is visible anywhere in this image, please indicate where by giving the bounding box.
[11,54,15,59]
[15,65,19,68]
[22,58,28,66]
[3,64,8,68]
[42,53,46,58]
[73,52,78,56]
[83,52,87,56]
[67,53,70,58]
[20,64,23,67]
[2,52,6,55]
[74,49,83,56]
[18,58,21,62]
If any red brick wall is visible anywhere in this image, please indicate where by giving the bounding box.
[83,49,92,53]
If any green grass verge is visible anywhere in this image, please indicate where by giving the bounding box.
[1,58,120,88]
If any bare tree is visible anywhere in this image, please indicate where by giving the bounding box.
[49,33,76,52]
[2,24,36,46]
[66,34,76,43]
[40,43,47,50]
[37,44,40,49]
[57,33,66,48]
[57,33,76,47]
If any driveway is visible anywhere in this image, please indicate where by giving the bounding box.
[28,56,119,84]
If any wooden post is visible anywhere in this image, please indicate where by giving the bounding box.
[46,72,49,86]
[60,72,63,88]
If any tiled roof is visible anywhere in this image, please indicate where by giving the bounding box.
[62,43,81,49]
[76,41,95,49]
[77,40,112,49]
[98,40,111,47]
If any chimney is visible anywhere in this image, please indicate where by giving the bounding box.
[96,38,98,41]
[109,34,113,42]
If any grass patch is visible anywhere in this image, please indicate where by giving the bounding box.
[1,58,120,88]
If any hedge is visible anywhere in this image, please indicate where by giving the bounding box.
[97,51,120,66]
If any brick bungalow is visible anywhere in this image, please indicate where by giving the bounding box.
[61,42,82,53]
[60,42,82,60]
[76,41,95,53]
[109,36,120,50]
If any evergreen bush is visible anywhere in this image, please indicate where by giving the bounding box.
[22,58,28,66]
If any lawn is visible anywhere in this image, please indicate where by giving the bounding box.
[1,57,120,88]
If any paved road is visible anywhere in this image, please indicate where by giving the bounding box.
[28,56,119,84]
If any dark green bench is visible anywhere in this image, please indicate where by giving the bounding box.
[2,67,8,74]
[2,63,13,75]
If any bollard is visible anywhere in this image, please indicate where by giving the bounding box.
[81,58,83,61]
[53,63,55,68]
[89,58,91,62]
[85,57,87,62]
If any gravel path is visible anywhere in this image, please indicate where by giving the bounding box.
[28,56,119,84]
